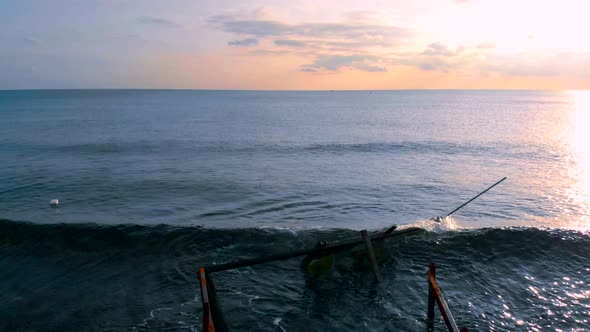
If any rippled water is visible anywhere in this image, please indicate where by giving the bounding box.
[0,90,589,331]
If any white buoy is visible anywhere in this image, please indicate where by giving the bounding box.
[49,199,59,207]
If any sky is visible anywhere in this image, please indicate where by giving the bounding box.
[1,0,590,90]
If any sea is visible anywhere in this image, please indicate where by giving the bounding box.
[0,90,588,331]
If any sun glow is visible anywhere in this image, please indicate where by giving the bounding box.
[568,91,590,230]
[431,0,590,54]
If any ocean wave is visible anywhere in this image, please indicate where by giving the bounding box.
[5,140,563,161]
[1,219,589,331]
[1,219,587,259]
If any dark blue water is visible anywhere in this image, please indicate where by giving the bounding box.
[1,90,589,331]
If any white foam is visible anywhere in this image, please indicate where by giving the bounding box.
[273,317,287,332]
[397,215,467,233]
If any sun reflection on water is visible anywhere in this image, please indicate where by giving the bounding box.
[567,90,590,231]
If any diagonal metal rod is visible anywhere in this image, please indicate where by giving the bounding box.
[445,177,507,217]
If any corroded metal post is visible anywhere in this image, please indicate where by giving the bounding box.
[198,267,215,332]
[427,263,436,330]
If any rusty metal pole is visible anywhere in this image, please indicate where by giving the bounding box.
[427,263,436,330]
[198,267,214,332]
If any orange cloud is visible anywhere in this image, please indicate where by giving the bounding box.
[128,51,590,90]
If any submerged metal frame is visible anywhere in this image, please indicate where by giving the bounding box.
[197,227,469,331]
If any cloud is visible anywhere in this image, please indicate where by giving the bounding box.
[211,12,506,75]
[415,59,452,71]
[274,39,307,48]
[391,48,590,80]
[22,37,40,46]
[422,42,459,57]
[208,12,409,44]
[136,16,181,28]
[484,53,590,78]
[387,45,475,72]
[303,54,386,72]
[355,64,387,72]
[208,9,590,81]
[228,38,259,47]
[248,49,295,56]
[299,67,317,72]
[209,9,410,74]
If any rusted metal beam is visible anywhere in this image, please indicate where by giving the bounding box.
[205,227,422,273]
[206,272,229,332]
[198,267,215,332]
[427,263,436,330]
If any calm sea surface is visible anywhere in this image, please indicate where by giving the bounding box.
[0,90,588,331]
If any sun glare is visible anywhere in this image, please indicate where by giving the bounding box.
[568,91,590,229]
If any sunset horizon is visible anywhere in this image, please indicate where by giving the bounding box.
[2,1,590,330]
[2,0,590,90]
